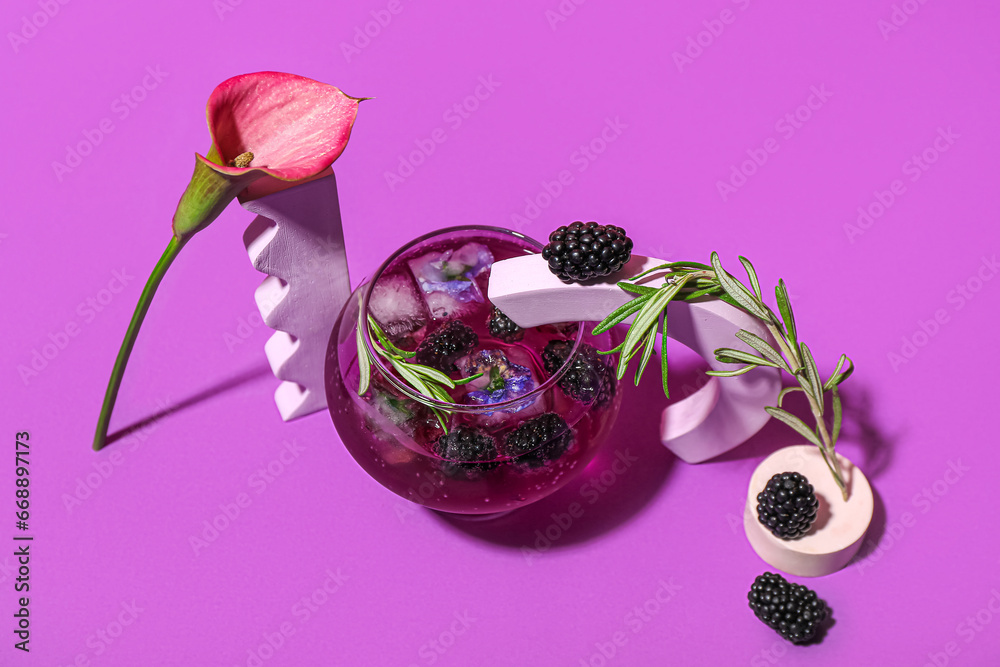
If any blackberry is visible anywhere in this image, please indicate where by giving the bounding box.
[414,320,478,372]
[487,307,524,342]
[433,426,498,478]
[503,413,574,468]
[748,572,830,645]
[541,221,633,283]
[756,472,819,539]
[542,339,616,407]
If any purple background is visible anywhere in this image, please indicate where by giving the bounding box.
[3,0,999,664]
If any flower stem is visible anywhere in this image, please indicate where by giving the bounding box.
[93,236,187,451]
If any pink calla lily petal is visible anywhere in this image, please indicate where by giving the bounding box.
[206,71,362,181]
[171,71,363,239]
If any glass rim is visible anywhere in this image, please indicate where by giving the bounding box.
[360,225,587,412]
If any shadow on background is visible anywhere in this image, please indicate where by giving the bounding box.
[104,364,274,446]
[432,358,689,550]
[713,379,897,476]
[846,484,887,564]
[838,383,899,480]
[415,346,896,554]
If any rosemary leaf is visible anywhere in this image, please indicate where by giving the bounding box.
[710,252,769,319]
[714,347,779,368]
[777,386,805,408]
[764,406,822,447]
[822,354,854,390]
[635,321,658,386]
[356,297,371,395]
[775,279,797,347]
[427,383,453,403]
[407,363,457,388]
[617,286,676,377]
[735,330,790,372]
[453,372,484,386]
[627,261,711,282]
[368,315,416,358]
[831,385,843,444]
[390,358,433,398]
[592,292,654,334]
[715,292,743,311]
[660,309,669,397]
[799,342,824,415]
[431,407,449,433]
[677,285,722,301]
[619,329,653,379]
[705,364,759,377]
[738,256,762,300]
[619,282,659,296]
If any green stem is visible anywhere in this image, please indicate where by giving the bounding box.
[93,236,187,451]
[814,409,848,500]
[766,321,800,372]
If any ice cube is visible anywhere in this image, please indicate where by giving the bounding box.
[368,271,428,339]
[423,290,480,320]
[466,387,551,430]
[460,349,537,416]
[408,243,494,320]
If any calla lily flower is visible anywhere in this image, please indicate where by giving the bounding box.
[93,72,365,450]
[173,71,363,238]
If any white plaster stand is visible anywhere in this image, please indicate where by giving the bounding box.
[488,254,782,463]
[240,172,350,420]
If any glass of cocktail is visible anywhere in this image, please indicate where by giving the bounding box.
[325,226,622,515]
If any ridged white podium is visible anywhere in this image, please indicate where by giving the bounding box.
[240,172,350,420]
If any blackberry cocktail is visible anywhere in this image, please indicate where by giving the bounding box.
[326,227,621,514]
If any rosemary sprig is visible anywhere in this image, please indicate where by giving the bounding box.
[593,252,854,500]
[356,305,481,433]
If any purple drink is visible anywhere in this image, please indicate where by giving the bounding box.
[326,227,621,514]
